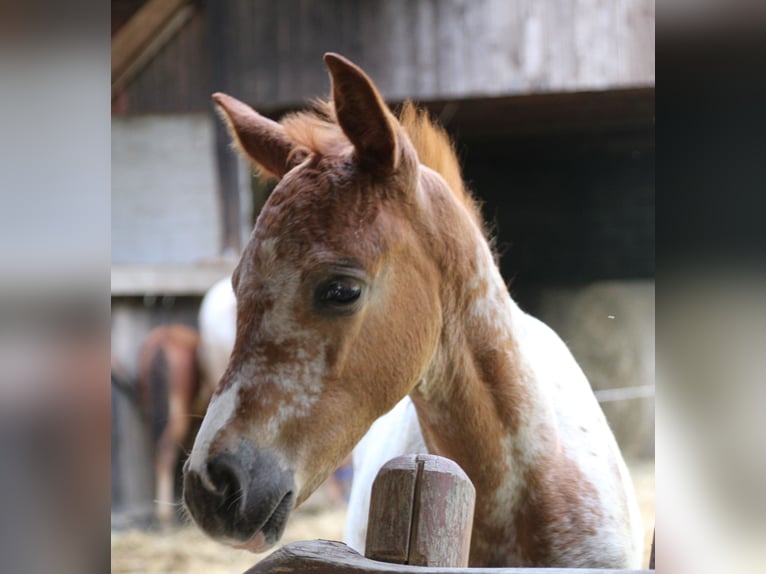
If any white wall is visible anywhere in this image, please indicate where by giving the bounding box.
[112,114,221,265]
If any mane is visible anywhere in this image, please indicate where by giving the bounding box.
[281,99,485,232]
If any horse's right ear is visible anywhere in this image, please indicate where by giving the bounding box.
[324,53,400,177]
[213,93,296,179]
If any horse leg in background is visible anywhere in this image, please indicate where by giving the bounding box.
[138,325,200,530]
[154,395,192,529]
[344,397,428,553]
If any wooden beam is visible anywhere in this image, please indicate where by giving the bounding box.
[245,540,654,574]
[264,87,655,147]
[111,0,193,97]
[111,262,236,296]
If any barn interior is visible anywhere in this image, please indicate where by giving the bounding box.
[111,1,655,571]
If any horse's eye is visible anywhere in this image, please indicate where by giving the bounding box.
[317,280,362,305]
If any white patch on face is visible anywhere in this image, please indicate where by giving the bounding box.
[188,383,239,478]
[226,238,330,478]
[254,236,279,269]
[190,235,330,483]
[234,345,327,452]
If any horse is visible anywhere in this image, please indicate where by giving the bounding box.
[182,52,643,567]
[197,276,238,404]
[137,324,210,528]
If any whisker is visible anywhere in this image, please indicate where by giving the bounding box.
[179,504,194,526]
[226,488,246,513]
[152,500,181,506]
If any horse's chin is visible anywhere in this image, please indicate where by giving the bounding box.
[232,531,269,553]
[215,489,295,554]
[228,501,291,554]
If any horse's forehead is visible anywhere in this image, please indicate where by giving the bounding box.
[262,160,355,222]
[242,179,394,276]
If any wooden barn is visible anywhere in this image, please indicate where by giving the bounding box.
[111,0,654,529]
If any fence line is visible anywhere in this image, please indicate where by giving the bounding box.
[595,385,655,403]
[246,454,654,574]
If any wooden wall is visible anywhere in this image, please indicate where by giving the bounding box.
[120,7,211,114]
[120,0,654,114]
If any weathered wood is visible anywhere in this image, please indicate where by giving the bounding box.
[365,455,475,567]
[123,8,212,114]
[245,539,654,574]
[263,87,654,149]
[364,456,419,564]
[206,0,243,255]
[122,0,654,114]
[407,456,475,567]
[111,0,193,95]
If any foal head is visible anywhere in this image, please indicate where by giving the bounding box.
[183,54,469,550]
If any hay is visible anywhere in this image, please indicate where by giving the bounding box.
[111,507,347,574]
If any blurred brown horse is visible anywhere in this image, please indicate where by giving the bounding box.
[137,324,211,528]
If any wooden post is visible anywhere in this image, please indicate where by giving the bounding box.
[365,454,476,568]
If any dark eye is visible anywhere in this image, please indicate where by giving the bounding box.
[317,279,362,305]
[314,277,364,315]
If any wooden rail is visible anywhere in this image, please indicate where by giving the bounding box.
[246,539,653,573]
[245,454,653,573]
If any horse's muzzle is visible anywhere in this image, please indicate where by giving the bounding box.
[182,439,295,551]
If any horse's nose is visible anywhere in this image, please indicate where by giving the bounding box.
[182,439,296,550]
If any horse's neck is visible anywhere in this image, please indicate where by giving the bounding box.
[412,233,556,468]
[410,230,566,562]
[407,178,638,566]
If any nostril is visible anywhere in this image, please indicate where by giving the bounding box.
[206,456,243,510]
[207,461,232,493]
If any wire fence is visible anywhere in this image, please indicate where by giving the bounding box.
[595,384,655,403]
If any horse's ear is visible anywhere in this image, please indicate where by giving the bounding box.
[212,93,296,179]
[323,53,399,176]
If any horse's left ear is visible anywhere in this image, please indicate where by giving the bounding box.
[324,53,399,176]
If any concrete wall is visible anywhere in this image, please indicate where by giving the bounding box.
[111,114,221,264]
[111,379,153,528]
